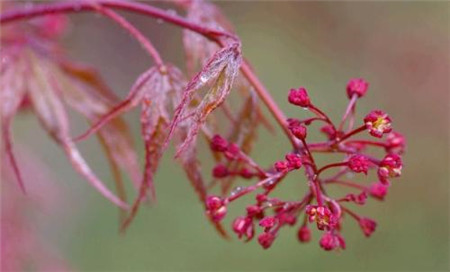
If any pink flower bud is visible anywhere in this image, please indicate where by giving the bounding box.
[297,226,311,243]
[288,87,311,108]
[346,78,369,99]
[206,195,227,222]
[212,164,229,178]
[246,205,263,217]
[224,143,240,160]
[255,194,267,204]
[289,123,307,140]
[232,216,254,240]
[348,154,370,174]
[210,135,228,152]
[259,216,278,229]
[359,217,377,237]
[369,182,389,200]
[239,168,254,179]
[364,110,392,138]
[319,232,346,251]
[378,154,403,184]
[274,160,289,172]
[386,131,406,154]
[257,232,276,249]
[285,153,302,169]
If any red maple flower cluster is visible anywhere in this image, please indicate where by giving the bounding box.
[206,80,405,251]
[1,0,405,252]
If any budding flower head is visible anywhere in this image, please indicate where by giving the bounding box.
[259,216,278,229]
[306,205,338,231]
[212,164,229,178]
[288,122,307,140]
[206,195,227,222]
[319,232,346,251]
[359,217,377,237]
[224,143,240,160]
[210,134,228,152]
[297,225,311,243]
[288,87,311,108]
[346,78,369,99]
[274,160,289,172]
[378,153,403,184]
[285,153,302,169]
[369,182,389,200]
[386,131,406,154]
[232,216,254,241]
[239,168,254,179]
[257,232,276,249]
[348,154,370,174]
[364,110,392,138]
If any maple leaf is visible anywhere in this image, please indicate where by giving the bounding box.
[166,43,242,158]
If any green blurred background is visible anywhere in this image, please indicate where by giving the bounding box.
[12,1,449,271]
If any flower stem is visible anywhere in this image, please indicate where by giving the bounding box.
[317,162,348,176]
[336,125,366,143]
[338,94,358,132]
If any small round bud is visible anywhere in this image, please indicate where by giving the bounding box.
[274,160,289,172]
[257,232,276,249]
[210,135,228,152]
[224,143,240,160]
[239,168,254,179]
[206,195,227,222]
[297,226,311,243]
[288,87,311,108]
[346,78,369,99]
[386,131,406,154]
[368,182,389,200]
[259,216,278,229]
[348,155,370,174]
[289,123,307,140]
[246,205,263,217]
[319,232,346,251]
[359,217,377,237]
[212,164,229,178]
[285,153,302,169]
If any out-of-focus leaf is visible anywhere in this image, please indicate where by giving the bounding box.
[25,52,128,209]
[0,52,27,193]
[58,61,142,191]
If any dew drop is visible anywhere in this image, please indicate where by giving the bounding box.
[199,74,209,84]
[230,186,244,197]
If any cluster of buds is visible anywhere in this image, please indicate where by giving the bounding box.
[1,0,406,254]
[204,78,405,251]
